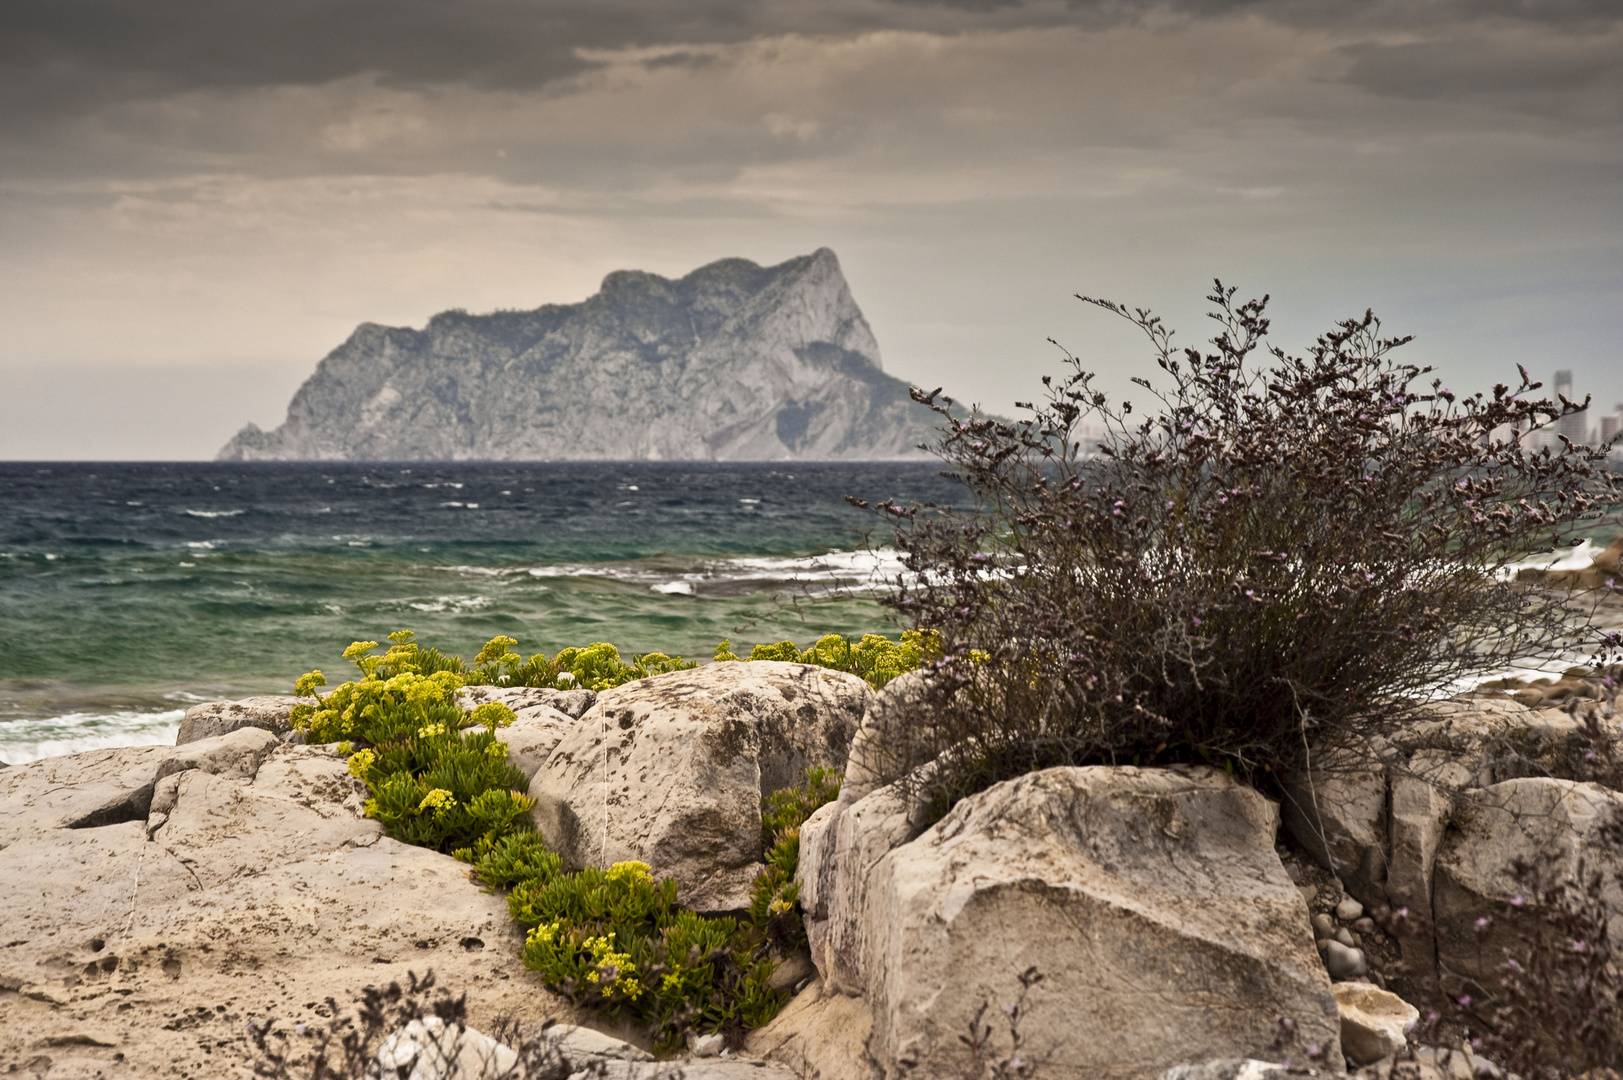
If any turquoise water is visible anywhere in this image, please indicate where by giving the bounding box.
[0,462,961,763]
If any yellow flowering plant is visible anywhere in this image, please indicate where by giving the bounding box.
[712,630,936,688]
[291,630,847,1050]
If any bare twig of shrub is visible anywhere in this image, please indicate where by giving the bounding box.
[905,965,1053,1079]
[854,282,1622,814]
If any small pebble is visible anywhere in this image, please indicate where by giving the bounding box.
[1336,897,1364,922]
[1324,940,1367,979]
[1353,917,1376,935]
[1334,927,1355,948]
[1311,913,1336,939]
[1285,863,1302,884]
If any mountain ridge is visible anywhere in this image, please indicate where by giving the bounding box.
[217,248,941,462]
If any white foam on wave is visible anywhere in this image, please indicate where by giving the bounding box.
[437,548,908,598]
[0,708,183,765]
[183,509,244,519]
[404,594,494,613]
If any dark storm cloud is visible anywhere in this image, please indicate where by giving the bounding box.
[4,0,1614,105]
[1339,35,1622,109]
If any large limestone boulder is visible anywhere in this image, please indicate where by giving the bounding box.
[0,733,571,1077]
[530,662,871,912]
[812,765,1341,1080]
[797,776,934,996]
[1431,777,1623,989]
[493,706,579,783]
[175,694,302,744]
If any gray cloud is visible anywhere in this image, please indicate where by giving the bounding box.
[1338,33,1622,113]
[1,0,1619,458]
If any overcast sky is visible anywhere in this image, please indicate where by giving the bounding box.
[1,0,1619,459]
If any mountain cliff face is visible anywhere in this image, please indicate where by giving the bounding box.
[218,249,940,461]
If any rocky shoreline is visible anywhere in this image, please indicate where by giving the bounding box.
[3,660,1620,1078]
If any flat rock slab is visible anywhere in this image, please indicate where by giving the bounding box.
[0,734,573,1078]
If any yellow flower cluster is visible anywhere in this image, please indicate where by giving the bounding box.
[581,934,642,1000]
[607,861,653,885]
[417,722,447,740]
[418,788,457,817]
[347,748,376,779]
[469,702,516,729]
[526,920,564,948]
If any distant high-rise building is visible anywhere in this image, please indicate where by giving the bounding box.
[1554,369,1589,444]
[1603,413,1621,445]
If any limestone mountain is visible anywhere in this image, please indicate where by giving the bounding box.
[217,248,941,461]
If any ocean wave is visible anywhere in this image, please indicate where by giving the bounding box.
[184,509,245,519]
[437,549,907,598]
[0,708,183,765]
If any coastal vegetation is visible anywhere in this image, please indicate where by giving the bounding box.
[290,630,897,1050]
[855,284,1622,814]
[269,287,1623,1071]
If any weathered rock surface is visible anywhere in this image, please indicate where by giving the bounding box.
[744,977,879,1080]
[175,694,302,744]
[1334,981,1418,1065]
[460,684,598,721]
[1280,693,1623,995]
[217,249,940,462]
[811,765,1340,1080]
[0,732,572,1077]
[1432,776,1623,989]
[531,662,870,912]
[797,776,934,996]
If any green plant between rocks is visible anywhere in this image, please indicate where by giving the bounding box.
[714,629,936,688]
[291,631,845,1053]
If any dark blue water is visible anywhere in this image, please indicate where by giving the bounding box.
[0,461,961,762]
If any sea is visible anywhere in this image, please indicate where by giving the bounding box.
[0,461,964,765]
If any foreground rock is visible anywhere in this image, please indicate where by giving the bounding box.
[1281,693,1623,996]
[1432,776,1623,991]
[0,729,571,1077]
[531,662,870,911]
[799,765,1340,1079]
[1333,981,1418,1065]
[175,694,302,744]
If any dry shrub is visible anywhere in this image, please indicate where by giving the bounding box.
[857,283,1621,813]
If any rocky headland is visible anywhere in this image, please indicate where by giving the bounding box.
[217,249,941,462]
[4,661,1621,1078]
